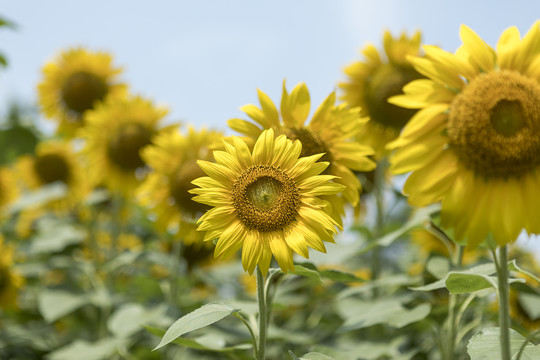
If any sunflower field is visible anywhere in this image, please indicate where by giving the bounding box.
[2,5,540,360]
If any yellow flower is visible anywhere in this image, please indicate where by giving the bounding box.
[0,236,24,309]
[0,167,18,211]
[137,126,223,242]
[339,31,425,156]
[191,129,345,275]
[16,140,89,211]
[80,94,171,195]
[388,22,540,247]
[38,47,126,137]
[228,82,376,226]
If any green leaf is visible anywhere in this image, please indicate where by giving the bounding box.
[26,218,85,254]
[146,326,251,352]
[153,301,240,350]
[8,182,67,214]
[358,203,440,254]
[45,339,124,360]
[108,303,174,338]
[319,269,366,283]
[289,351,335,360]
[518,292,540,320]
[293,264,321,282]
[508,260,540,284]
[38,290,88,323]
[467,327,540,359]
[338,296,431,331]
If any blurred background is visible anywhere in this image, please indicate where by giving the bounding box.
[1,0,540,133]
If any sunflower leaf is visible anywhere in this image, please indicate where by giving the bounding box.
[508,259,540,284]
[153,301,240,351]
[289,350,335,360]
[467,327,540,359]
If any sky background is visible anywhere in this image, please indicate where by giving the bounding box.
[1,1,540,252]
[1,1,540,134]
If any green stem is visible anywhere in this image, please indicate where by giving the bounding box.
[256,266,267,360]
[495,246,512,360]
[169,236,182,305]
[444,245,464,360]
[372,158,387,285]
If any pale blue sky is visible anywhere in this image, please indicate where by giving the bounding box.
[1,1,539,133]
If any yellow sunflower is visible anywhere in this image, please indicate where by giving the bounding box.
[80,94,171,195]
[339,30,425,155]
[16,140,88,211]
[0,235,24,309]
[137,126,223,241]
[388,22,540,247]
[38,47,126,137]
[228,82,376,225]
[0,167,18,211]
[191,129,345,275]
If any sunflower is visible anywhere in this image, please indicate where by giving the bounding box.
[0,167,18,211]
[16,140,88,211]
[0,235,24,309]
[80,94,171,195]
[137,126,223,240]
[388,22,540,247]
[228,82,376,225]
[38,47,126,137]
[191,129,345,275]
[339,31,425,155]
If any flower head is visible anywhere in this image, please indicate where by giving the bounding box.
[38,47,126,137]
[191,129,345,275]
[388,22,540,246]
[339,31,425,155]
[228,82,375,226]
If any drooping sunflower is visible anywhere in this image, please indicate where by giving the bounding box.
[228,82,376,225]
[80,94,171,195]
[191,129,345,275]
[16,140,88,211]
[339,31,425,155]
[388,22,540,247]
[0,235,24,309]
[137,126,223,239]
[38,47,126,137]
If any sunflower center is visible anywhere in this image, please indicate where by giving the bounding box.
[448,70,540,178]
[365,63,421,129]
[107,123,152,171]
[286,127,332,170]
[232,165,300,232]
[61,71,108,115]
[170,160,210,215]
[33,153,70,184]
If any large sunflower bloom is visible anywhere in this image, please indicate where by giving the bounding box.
[388,22,540,247]
[80,94,171,195]
[228,82,375,225]
[16,140,88,211]
[0,236,24,309]
[339,31,425,155]
[38,47,126,137]
[137,126,223,242]
[191,129,345,275]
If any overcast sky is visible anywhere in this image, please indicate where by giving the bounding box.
[1,1,539,134]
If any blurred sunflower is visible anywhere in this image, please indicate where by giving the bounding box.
[228,82,376,226]
[137,126,223,240]
[0,236,24,309]
[388,22,540,247]
[0,167,18,211]
[339,31,425,155]
[16,140,88,211]
[191,129,345,275]
[38,47,126,137]
[80,95,171,195]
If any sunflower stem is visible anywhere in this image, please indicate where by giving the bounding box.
[495,245,512,360]
[256,266,267,360]
[443,245,464,360]
[371,157,387,296]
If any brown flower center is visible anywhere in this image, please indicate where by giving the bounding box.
[286,127,332,173]
[107,123,152,171]
[365,63,422,129]
[33,153,70,184]
[61,71,108,116]
[170,160,210,215]
[448,70,540,178]
[232,165,300,232]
